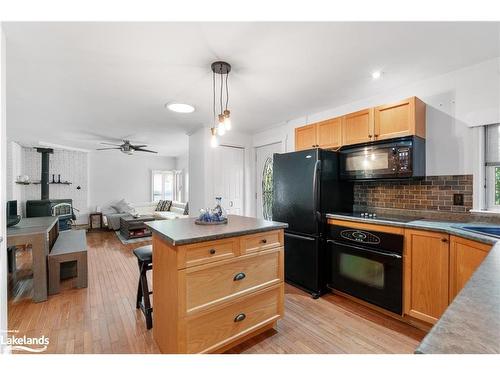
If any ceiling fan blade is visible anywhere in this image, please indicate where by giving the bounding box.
[132,145,148,148]
[135,148,158,154]
[100,142,122,146]
[96,147,122,150]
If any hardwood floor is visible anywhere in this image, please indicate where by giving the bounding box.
[8,230,425,354]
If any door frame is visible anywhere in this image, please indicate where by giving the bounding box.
[254,141,282,219]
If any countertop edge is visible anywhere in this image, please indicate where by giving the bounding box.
[147,222,288,246]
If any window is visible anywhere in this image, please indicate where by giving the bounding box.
[262,157,273,220]
[152,170,174,202]
[152,170,183,202]
[485,124,500,210]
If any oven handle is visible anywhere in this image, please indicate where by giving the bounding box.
[327,239,402,259]
[312,159,321,222]
[285,232,316,241]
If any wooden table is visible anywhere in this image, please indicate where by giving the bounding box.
[7,217,59,302]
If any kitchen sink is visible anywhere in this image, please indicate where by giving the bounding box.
[456,226,500,238]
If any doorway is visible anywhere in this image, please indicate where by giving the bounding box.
[255,142,282,219]
[212,145,245,215]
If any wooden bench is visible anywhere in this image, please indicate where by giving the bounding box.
[48,230,88,295]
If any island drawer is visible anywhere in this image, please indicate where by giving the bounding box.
[241,230,283,254]
[185,283,283,354]
[177,237,239,269]
[182,248,283,314]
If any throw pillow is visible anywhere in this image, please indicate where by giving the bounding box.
[164,200,172,211]
[111,199,134,214]
[155,200,165,211]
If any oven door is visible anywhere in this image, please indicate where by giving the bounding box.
[327,239,403,314]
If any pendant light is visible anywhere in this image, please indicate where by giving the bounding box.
[210,61,232,146]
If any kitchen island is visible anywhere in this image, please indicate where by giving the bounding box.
[146,215,288,354]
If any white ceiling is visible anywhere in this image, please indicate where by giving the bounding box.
[4,22,500,156]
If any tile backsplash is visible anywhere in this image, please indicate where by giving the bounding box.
[354,175,473,213]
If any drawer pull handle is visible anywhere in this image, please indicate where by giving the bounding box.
[234,313,246,323]
[233,272,246,281]
[261,239,267,244]
[209,249,216,255]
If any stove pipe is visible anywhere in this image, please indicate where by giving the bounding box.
[36,147,53,200]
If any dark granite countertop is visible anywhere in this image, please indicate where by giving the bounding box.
[146,215,288,246]
[326,212,500,353]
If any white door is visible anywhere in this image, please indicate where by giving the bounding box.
[255,142,282,219]
[212,146,244,215]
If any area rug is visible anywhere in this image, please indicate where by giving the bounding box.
[114,231,152,245]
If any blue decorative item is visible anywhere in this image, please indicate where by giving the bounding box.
[195,197,228,225]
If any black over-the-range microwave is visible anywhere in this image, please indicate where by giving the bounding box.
[338,136,426,181]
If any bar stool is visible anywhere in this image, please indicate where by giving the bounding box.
[133,244,153,329]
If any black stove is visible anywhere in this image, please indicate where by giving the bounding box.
[333,212,420,224]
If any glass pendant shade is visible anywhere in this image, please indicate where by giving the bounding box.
[217,114,226,136]
[210,128,218,147]
[223,110,231,131]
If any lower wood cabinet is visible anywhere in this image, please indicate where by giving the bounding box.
[449,235,491,302]
[404,229,450,324]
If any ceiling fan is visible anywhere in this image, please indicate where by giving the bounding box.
[96,140,158,155]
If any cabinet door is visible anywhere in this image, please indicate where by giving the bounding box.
[295,124,317,151]
[317,117,342,149]
[342,108,374,146]
[404,229,449,324]
[374,97,426,141]
[449,236,491,302]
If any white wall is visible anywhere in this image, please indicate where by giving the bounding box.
[88,151,176,210]
[175,153,189,203]
[188,128,255,217]
[253,57,500,177]
[0,25,8,354]
[6,141,22,214]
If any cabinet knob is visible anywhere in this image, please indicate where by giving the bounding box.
[261,239,267,244]
[441,238,448,243]
[234,313,246,323]
[368,134,373,138]
[233,272,246,281]
[209,248,216,255]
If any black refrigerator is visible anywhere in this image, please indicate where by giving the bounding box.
[272,149,353,298]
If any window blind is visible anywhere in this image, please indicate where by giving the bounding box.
[485,123,500,165]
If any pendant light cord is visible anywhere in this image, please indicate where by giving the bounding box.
[212,71,216,126]
[225,72,229,111]
[220,67,223,115]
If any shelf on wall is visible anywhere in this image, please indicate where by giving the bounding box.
[15,181,72,185]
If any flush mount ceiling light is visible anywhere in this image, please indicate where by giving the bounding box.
[210,61,232,147]
[166,102,195,113]
[371,71,383,80]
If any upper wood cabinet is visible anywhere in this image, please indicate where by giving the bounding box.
[295,96,426,149]
[374,97,426,141]
[317,118,342,149]
[295,117,342,151]
[342,108,374,146]
[449,236,491,302]
[404,229,449,325]
[295,124,317,151]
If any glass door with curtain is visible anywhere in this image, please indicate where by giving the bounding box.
[255,142,282,219]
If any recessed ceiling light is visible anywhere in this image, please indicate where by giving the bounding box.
[372,71,382,80]
[165,102,195,113]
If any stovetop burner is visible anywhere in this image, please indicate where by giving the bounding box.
[334,212,421,224]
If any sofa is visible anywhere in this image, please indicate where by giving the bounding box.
[103,200,189,231]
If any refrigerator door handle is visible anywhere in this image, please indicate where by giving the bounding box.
[285,232,316,241]
[312,159,321,218]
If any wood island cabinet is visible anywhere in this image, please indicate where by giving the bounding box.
[449,235,491,302]
[151,227,285,354]
[294,117,342,151]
